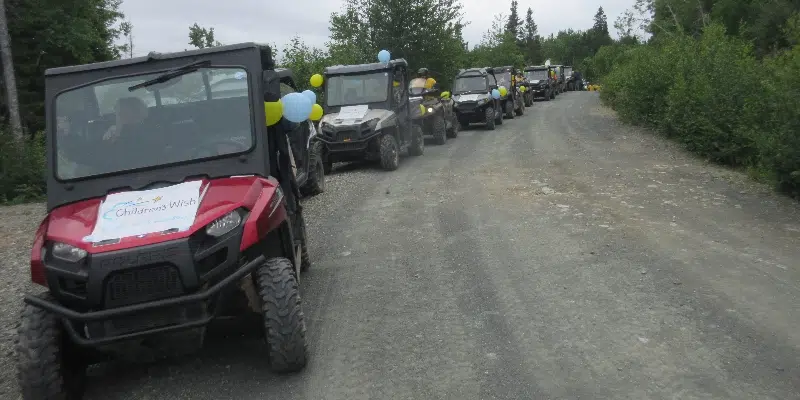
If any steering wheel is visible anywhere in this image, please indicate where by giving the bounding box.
[187,139,250,159]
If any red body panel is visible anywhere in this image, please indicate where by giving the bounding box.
[31,176,287,286]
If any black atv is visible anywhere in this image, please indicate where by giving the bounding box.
[451,67,504,130]
[408,77,458,145]
[493,66,525,118]
[524,65,556,101]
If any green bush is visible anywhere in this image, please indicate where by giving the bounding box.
[597,22,800,198]
[0,131,46,204]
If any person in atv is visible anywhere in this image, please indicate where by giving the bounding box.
[417,68,438,91]
[102,96,149,143]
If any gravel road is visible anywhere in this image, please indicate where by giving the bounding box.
[1,92,798,400]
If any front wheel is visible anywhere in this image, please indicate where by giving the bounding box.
[257,257,308,373]
[408,124,424,156]
[378,134,400,170]
[432,114,446,145]
[17,293,88,400]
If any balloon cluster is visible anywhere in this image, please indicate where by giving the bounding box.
[264,73,325,126]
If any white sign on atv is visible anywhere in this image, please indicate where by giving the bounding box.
[85,180,203,242]
[458,94,481,102]
[337,105,369,121]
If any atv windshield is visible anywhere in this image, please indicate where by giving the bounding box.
[54,67,254,180]
[326,71,389,107]
[452,76,487,94]
[564,67,573,77]
[525,70,548,81]
[495,72,512,89]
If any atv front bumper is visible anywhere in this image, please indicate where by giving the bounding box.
[315,130,384,163]
[25,225,261,346]
[454,103,491,122]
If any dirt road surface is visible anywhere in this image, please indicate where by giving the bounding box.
[1,92,798,400]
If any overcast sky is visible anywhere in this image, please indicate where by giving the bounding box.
[118,0,634,58]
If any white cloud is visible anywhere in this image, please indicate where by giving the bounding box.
[118,0,633,57]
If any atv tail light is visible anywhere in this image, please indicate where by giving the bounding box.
[206,210,242,237]
[51,242,88,263]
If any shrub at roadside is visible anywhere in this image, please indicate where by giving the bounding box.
[0,132,46,204]
[598,22,800,198]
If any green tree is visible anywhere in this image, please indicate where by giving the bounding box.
[188,23,222,49]
[328,0,467,87]
[523,7,542,64]
[505,0,522,42]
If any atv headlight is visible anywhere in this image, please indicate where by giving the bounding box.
[51,242,87,263]
[476,98,487,105]
[206,210,242,237]
[362,118,380,131]
[427,107,433,113]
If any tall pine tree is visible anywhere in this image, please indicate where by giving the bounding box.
[524,7,542,64]
[505,0,522,42]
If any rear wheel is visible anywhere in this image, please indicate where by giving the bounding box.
[408,124,424,156]
[516,100,525,116]
[432,114,446,145]
[17,293,87,400]
[256,257,307,373]
[549,90,555,100]
[504,100,514,119]
[483,107,496,130]
[300,142,325,197]
[378,134,400,171]
[446,114,459,138]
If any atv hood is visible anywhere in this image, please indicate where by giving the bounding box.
[43,176,278,253]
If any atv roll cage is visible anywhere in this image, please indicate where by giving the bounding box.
[321,59,409,114]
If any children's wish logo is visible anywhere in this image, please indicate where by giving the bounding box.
[89,181,203,242]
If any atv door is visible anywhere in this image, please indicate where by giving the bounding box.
[392,65,412,144]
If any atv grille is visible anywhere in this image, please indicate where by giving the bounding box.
[337,130,359,141]
[457,102,476,112]
[104,264,183,308]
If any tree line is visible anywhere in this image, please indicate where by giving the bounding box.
[597,0,800,198]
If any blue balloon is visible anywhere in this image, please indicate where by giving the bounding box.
[301,89,316,104]
[282,92,313,123]
[378,49,391,63]
[491,89,500,99]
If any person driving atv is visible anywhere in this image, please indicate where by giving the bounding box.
[102,96,149,143]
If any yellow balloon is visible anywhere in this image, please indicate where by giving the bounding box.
[499,86,508,96]
[265,101,283,126]
[310,74,324,88]
[520,86,526,92]
[419,104,425,115]
[310,103,323,121]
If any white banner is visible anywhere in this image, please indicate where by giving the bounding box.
[86,180,203,242]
